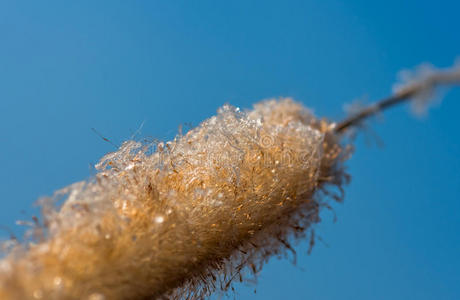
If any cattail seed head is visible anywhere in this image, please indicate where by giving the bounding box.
[0,98,349,300]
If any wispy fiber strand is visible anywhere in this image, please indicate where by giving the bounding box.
[0,60,459,300]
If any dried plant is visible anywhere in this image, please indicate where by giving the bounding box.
[0,60,458,300]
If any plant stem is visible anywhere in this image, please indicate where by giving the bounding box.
[334,70,460,133]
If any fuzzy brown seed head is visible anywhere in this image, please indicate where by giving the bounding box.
[0,98,349,300]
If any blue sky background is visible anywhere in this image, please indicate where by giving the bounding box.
[0,1,459,299]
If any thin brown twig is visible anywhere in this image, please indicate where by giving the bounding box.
[334,67,460,133]
[334,90,414,133]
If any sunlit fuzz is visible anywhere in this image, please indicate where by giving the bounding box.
[0,99,349,300]
[393,59,460,115]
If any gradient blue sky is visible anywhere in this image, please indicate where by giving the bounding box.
[1,1,459,299]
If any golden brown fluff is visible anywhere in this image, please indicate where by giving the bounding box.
[0,98,349,300]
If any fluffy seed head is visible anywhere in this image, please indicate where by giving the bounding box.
[0,98,349,300]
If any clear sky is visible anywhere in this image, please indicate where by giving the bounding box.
[0,1,459,299]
